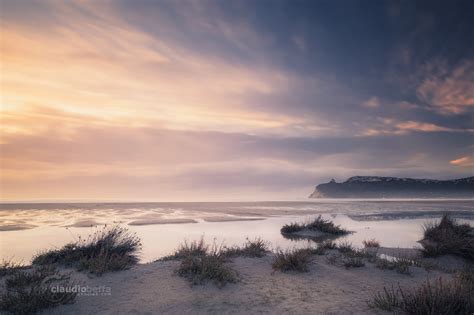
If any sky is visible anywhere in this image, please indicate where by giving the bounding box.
[0,0,473,201]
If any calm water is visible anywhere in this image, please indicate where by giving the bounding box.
[1,200,473,263]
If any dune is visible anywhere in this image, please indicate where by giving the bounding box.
[47,252,453,314]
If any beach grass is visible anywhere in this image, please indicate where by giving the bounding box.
[165,238,270,287]
[343,256,365,268]
[369,272,474,314]
[0,259,26,277]
[362,239,380,248]
[375,257,415,275]
[0,265,76,314]
[160,238,209,261]
[336,241,355,253]
[222,237,269,258]
[161,237,268,261]
[272,248,312,272]
[420,214,473,261]
[281,215,348,236]
[32,225,141,275]
[174,243,238,287]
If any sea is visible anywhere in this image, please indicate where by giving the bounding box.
[1,200,473,263]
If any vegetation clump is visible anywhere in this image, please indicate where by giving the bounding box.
[320,240,337,250]
[272,248,312,272]
[32,226,141,275]
[0,259,26,277]
[161,237,268,261]
[281,215,349,236]
[343,256,365,268]
[336,241,355,253]
[375,257,415,275]
[369,271,474,314]
[222,238,269,258]
[0,265,76,314]
[280,222,304,234]
[174,242,238,287]
[362,239,380,248]
[420,214,473,261]
[160,238,208,261]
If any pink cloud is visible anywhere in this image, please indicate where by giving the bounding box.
[417,61,474,114]
[450,156,474,167]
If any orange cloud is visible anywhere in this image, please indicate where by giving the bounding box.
[450,156,474,167]
[395,121,452,132]
[360,118,469,136]
[1,3,310,140]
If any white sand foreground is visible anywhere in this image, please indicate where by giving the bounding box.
[47,252,458,314]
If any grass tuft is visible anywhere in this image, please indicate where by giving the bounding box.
[0,259,26,277]
[281,215,348,236]
[343,256,365,268]
[420,214,473,261]
[336,241,355,253]
[0,265,76,314]
[362,239,380,248]
[32,225,141,275]
[175,243,238,287]
[222,237,269,258]
[272,248,311,272]
[369,276,474,314]
[280,222,304,234]
[320,240,337,250]
[370,285,401,311]
[375,257,413,275]
[160,238,208,261]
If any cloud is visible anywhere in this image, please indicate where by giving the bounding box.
[395,121,453,133]
[417,61,474,114]
[362,117,474,136]
[1,2,306,139]
[1,0,473,200]
[361,97,380,108]
[450,156,474,167]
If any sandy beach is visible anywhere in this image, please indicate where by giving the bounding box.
[36,249,462,314]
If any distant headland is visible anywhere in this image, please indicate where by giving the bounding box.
[309,176,474,198]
